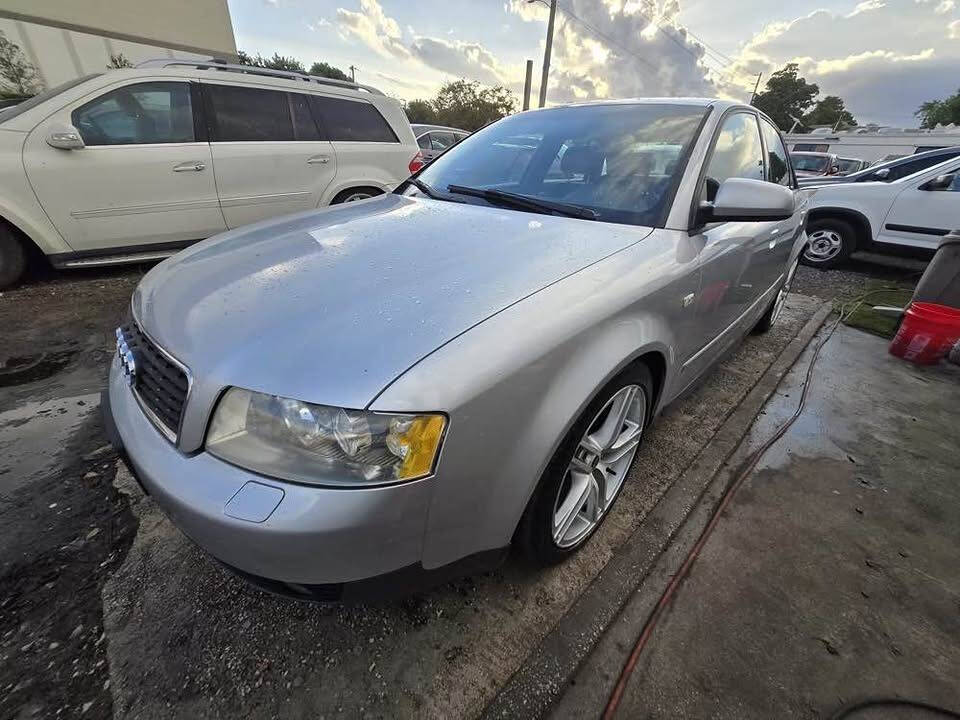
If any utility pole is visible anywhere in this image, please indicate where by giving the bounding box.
[749,72,762,105]
[522,59,534,111]
[349,65,357,82]
[537,0,558,108]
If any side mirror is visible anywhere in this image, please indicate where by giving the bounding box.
[698,178,795,225]
[873,168,890,180]
[829,164,840,175]
[46,123,84,150]
[920,173,956,191]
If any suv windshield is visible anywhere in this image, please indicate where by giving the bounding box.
[792,154,830,172]
[0,74,102,124]
[415,103,707,227]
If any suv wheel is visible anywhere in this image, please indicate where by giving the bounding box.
[802,218,855,269]
[332,187,383,204]
[0,225,27,290]
[517,364,653,565]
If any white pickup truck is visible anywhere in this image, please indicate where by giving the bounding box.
[803,155,960,268]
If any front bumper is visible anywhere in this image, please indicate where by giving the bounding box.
[104,356,447,595]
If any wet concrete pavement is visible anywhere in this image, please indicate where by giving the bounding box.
[556,325,960,718]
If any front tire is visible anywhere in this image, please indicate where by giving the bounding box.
[801,218,855,269]
[0,225,27,290]
[517,364,653,566]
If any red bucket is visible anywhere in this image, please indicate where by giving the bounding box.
[889,302,960,365]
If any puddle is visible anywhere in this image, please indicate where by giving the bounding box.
[0,393,99,494]
[0,351,76,387]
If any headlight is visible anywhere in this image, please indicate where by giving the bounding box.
[206,388,446,486]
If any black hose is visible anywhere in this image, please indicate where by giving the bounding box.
[830,698,960,719]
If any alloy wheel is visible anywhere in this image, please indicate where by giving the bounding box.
[342,191,374,202]
[552,384,646,548]
[804,229,843,263]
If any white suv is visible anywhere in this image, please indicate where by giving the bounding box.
[803,155,960,267]
[0,59,419,288]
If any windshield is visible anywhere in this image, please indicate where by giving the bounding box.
[791,154,830,172]
[415,103,707,227]
[0,74,102,124]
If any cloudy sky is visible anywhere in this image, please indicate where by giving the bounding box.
[227,0,960,127]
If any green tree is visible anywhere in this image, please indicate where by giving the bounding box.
[237,51,305,73]
[402,98,438,124]
[107,53,134,69]
[803,95,857,129]
[0,31,42,97]
[405,80,516,131]
[751,63,819,131]
[309,61,350,82]
[915,89,960,128]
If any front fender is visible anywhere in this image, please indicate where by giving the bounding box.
[371,235,688,569]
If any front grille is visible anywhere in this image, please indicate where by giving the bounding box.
[116,322,189,438]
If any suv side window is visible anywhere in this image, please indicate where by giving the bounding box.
[885,156,945,182]
[309,96,398,142]
[72,82,194,146]
[759,119,792,186]
[702,112,764,201]
[205,84,296,142]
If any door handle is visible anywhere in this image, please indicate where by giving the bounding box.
[173,161,205,172]
[307,155,330,165]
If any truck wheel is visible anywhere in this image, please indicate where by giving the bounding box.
[802,218,855,269]
[0,225,27,290]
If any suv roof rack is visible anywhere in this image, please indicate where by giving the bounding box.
[135,58,384,95]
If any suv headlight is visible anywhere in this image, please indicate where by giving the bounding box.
[206,388,446,486]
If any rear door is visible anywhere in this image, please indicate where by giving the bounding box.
[308,94,413,194]
[877,159,960,249]
[203,83,337,228]
[23,80,226,253]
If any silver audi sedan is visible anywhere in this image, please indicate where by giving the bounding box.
[104,98,807,600]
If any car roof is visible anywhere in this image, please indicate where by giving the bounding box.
[411,124,468,134]
[791,151,835,157]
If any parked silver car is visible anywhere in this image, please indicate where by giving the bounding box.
[104,99,807,600]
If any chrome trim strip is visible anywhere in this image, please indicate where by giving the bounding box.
[71,198,221,219]
[218,190,312,208]
[128,302,194,448]
[682,273,784,371]
[61,251,176,268]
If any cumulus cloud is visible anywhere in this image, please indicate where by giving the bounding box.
[507,0,718,103]
[724,0,960,126]
[336,0,411,60]
[409,36,514,87]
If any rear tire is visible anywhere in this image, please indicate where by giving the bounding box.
[0,225,27,290]
[754,255,799,333]
[517,363,654,566]
[801,218,855,269]
[331,187,384,204]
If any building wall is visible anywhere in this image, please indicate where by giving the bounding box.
[0,0,235,58]
[0,19,209,91]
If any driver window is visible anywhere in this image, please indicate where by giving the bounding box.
[72,82,194,146]
[702,113,764,202]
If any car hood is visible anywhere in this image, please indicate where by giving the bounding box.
[133,193,651,410]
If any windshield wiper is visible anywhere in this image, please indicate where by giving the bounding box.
[407,177,445,200]
[446,185,598,220]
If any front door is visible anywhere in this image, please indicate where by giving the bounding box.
[683,111,771,380]
[23,80,226,253]
[877,160,960,250]
[202,83,337,229]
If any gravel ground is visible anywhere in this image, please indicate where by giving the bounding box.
[792,253,924,304]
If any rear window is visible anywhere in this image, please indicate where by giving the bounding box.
[309,96,398,142]
[205,85,295,142]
